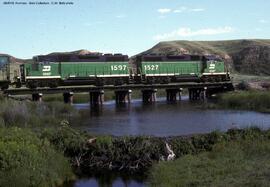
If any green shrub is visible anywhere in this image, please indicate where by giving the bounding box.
[216,91,270,112]
[0,127,74,187]
[39,125,89,157]
[149,139,270,187]
[0,99,78,128]
[236,81,250,90]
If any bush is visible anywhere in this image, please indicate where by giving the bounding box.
[236,81,250,90]
[149,139,270,187]
[0,99,78,128]
[0,127,74,187]
[216,91,270,112]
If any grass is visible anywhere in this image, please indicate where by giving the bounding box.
[214,90,270,112]
[0,127,74,187]
[149,138,270,187]
[0,99,78,127]
[231,73,270,84]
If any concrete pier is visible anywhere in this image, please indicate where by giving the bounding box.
[63,92,74,104]
[32,93,43,102]
[142,89,157,103]
[166,88,182,102]
[188,88,206,100]
[89,90,104,105]
[115,90,132,104]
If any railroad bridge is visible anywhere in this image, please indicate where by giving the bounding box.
[4,82,234,104]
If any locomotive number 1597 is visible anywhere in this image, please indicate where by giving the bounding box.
[110,65,127,71]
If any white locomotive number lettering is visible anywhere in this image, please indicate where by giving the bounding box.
[42,65,51,72]
[111,65,127,71]
[144,65,159,71]
[43,72,51,76]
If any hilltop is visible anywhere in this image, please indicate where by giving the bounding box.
[141,39,270,75]
[47,49,101,56]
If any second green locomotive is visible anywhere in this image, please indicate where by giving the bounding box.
[136,55,229,84]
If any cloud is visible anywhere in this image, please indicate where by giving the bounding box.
[259,19,268,23]
[153,26,234,40]
[189,8,205,12]
[158,7,205,15]
[173,6,187,13]
[116,14,126,18]
[255,28,262,31]
[157,8,171,14]
[83,21,104,27]
[173,10,182,13]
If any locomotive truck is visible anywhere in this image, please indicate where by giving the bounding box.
[0,53,230,89]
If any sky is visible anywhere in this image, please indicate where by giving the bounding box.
[0,0,269,59]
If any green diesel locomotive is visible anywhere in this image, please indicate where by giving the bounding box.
[135,55,229,84]
[21,54,130,88]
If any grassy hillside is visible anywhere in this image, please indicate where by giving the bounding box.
[141,39,270,75]
[47,49,102,56]
[2,39,270,75]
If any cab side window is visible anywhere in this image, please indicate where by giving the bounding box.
[32,63,39,71]
[0,57,9,68]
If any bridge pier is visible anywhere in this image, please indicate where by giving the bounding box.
[189,88,206,100]
[63,92,74,104]
[89,90,104,105]
[166,88,182,102]
[115,90,132,104]
[32,93,42,102]
[142,89,157,104]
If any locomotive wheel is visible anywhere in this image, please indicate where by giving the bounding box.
[162,77,171,84]
[27,80,38,89]
[114,78,124,86]
[1,85,9,90]
[147,77,155,84]
[49,80,59,88]
[15,82,22,88]
[95,78,105,86]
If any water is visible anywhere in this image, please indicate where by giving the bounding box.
[71,96,270,187]
[68,173,146,187]
[73,96,270,137]
[73,178,144,187]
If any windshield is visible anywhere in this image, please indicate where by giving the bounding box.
[0,56,9,68]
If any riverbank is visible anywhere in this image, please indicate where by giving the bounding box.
[2,124,270,186]
[210,90,270,113]
[1,93,270,186]
[149,133,270,186]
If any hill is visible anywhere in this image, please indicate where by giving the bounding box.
[140,39,270,75]
[47,49,101,56]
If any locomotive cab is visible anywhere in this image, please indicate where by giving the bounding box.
[0,55,10,90]
[201,55,229,82]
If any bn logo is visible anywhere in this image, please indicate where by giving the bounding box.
[42,66,51,72]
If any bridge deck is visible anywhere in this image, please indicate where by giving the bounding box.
[4,82,233,95]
